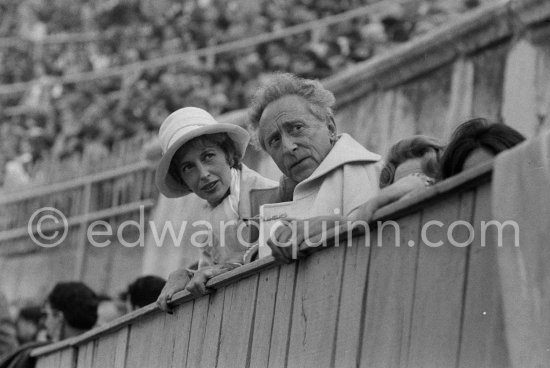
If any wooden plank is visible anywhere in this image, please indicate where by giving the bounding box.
[186,297,210,368]
[491,133,550,368]
[445,57,474,137]
[9,254,47,302]
[286,242,347,368]
[360,212,421,368]
[502,39,540,136]
[387,87,417,146]
[90,327,128,368]
[267,263,298,368]
[58,348,75,368]
[333,233,372,367]
[81,235,111,293]
[197,290,225,368]
[413,64,453,140]
[0,200,153,244]
[458,185,510,367]
[534,40,550,132]
[0,162,153,205]
[124,316,157,368]
[334,89,373,144]
[103,240,141,297]
[169,302,194,368]
[471,41,508,121]
[217,275,259,368]
[114,328,129,368]
[75,342,94,368]
[249,267,280,368]
[406,192,470,367]
[93,333,117,367]
[143,311,171,368]
[74,182,91,280]
[342,89,394,155]
[0,257,22,301]
[35,352,60,368]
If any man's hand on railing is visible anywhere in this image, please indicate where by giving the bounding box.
[267,216,346,263]
[157,268,191,314]
[267,220,304,264]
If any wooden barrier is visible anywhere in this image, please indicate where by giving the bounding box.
[30,163,525,368]
[0,161,157,301]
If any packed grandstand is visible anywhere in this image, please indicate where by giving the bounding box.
[0,0,490,187]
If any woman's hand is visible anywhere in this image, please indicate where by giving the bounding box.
[156,268,190,313]
[185,271,209,298]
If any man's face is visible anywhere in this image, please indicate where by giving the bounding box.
[258,95,335,183]
[43,302,63,342]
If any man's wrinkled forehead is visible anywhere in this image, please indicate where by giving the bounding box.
[262,95,309,120]
[259,95,327,128]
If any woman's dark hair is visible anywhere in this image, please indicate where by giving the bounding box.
[440,118,526,179]
[168,133,242,187]
[379,135,444,188]
[48,282,98,330]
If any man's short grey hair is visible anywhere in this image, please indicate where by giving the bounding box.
[247,73,336,149]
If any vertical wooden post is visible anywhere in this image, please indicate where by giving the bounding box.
[445,57,474,136]
[502,40,539,136]
[74,181,92,280]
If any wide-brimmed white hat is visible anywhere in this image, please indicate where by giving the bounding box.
[155,107,249,198]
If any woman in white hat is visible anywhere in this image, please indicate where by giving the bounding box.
[155,107,276,311]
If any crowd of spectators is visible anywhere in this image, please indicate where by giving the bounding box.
[0,0,396,84]
[0,0,490,186]
[0,275,166,367]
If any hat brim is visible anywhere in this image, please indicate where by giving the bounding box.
[156,123,249,198]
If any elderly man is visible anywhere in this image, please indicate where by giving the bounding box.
[247,73,381,260]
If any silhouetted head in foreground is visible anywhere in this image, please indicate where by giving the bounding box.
[127,275,166,311]
[44,282,98,342]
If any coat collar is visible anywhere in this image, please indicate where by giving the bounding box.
[237,164,277,216]
[296,133,380,188]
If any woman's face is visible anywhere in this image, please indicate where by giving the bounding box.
[173,139,232,206]
[43,302,63,342]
